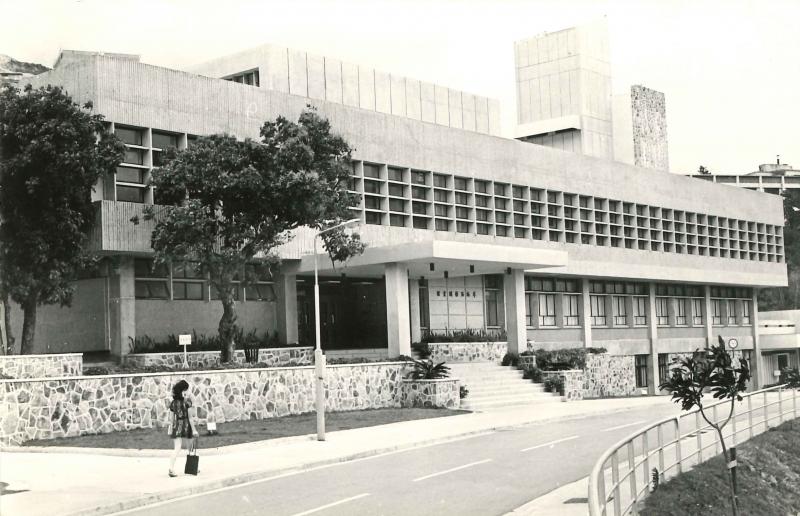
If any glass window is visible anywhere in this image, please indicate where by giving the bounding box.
[658,354,669,385]
[363,164,381,178]
[116,166,145,184]
[419,280,430,330]
[525,292,535,326]
[389,214,406,227]
[495,225,508,237]
[389,198,405,212]
[433,174,448,188]
[475,195,489,208]
[115,126,143,146]
[494,183,507,196]
[456,221,470,233]
[742,300,751,325]
[388,184,404,197]
[727,299,737,325]
[363,181,381,194]
[538,293,556,327]
[635,355,649,388]
[388,167,404,182]
[173,281,203,300]
[152,131,178,150]
[495,198,507,211]
[365,212,382,225]
[455,192,469,205]
[434,219,450,231]
[474,180,489,194]
[365,197,381,210]
[495,212,507,224]
[692,298,704,325]
[411,171,427,185]
[245,283,276,301]
[590,295,606,326]
[434,190,449,202]
[454,177,468,191]
[485,289,500,327]
[123,148,145,165]
[211,284,240,301]
[563,294,580,326]
[134,258,169,299]
[656,297,669,326]
[676,298,687,325]
[116,185,145,203]
[613,296,627,325]
[711,299,723,325]
[633,297,647,325]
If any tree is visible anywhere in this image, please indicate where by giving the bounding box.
[759,189,800,310]
[659,336,750,516]
[697,165,710,175]
[0,84,123,354]
[142,107,364,362]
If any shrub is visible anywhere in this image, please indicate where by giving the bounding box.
[522,365,542,382]
[543,376,564,394]
[780,367,800,388]
[501,352,520,367]
[411,341,431,359]
[405,358,450,380]
[520,349,536,356]
[421,328,507,343]
[128,328,286,354]
[459,385,469,399]
[534,347,606,371]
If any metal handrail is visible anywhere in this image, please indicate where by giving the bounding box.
[588,384,797,516]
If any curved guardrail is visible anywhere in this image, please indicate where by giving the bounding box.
[588,384,798,516]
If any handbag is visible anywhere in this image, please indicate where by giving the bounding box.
[184,436,199,475]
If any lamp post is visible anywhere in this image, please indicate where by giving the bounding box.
[313,218,360,441]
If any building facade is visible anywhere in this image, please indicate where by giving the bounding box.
[688,160,800,195]
[13,45,787,391]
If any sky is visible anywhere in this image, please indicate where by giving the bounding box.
[2,0,798,175]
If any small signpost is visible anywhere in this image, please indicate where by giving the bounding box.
[179,334,191,369]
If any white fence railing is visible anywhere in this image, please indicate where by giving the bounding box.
[588,384,799,516]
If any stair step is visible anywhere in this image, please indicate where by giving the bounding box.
[462,397,561,411]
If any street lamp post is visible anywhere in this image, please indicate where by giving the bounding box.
[313,218,360,441]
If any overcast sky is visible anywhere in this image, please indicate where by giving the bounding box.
[3,0,798,174]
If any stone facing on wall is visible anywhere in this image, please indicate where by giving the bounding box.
[0,362,408,446]
[0,354,83,379]
[583,354,638,398]
[124,347,314,369]
[630,85,669,171]
[541,370,584,401]
[401,379,460,409]
[427,342,507,363]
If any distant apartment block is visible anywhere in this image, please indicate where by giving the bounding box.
[688,160,800,195]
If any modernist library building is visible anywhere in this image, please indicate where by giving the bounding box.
[16,32,786,391]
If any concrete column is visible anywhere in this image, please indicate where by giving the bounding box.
[108,256,136,361]
[625,296,635,328]
[667,297,678,327]
[554,293,565,328]
[385,263,411,357]
[704,285,714,348]
[580,280,593,348]
[647,283,659,395]
[503,269,526,354]
[751,290,763,389]
[408,278,422,343]
[275,271,299,345]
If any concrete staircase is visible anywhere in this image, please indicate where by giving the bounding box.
[448,361,562,411]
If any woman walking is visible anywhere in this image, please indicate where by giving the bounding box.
[168,379,196,477]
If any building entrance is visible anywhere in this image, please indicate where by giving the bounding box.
[297,277,388,350]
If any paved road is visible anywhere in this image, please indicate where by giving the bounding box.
[117,403,683,516]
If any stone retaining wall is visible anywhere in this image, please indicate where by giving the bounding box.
[541,370,584,401]
[583,354,637,398]
[401,379,460,409]
[427,342,507,363]
[124,347,314,369]
[0,354,83,380]
[0,362,409,446]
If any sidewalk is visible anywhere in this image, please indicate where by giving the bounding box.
[0,396,671,516]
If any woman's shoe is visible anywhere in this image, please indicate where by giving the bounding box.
[169,471,178,477]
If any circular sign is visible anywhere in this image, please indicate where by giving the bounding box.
[728,338,739,349]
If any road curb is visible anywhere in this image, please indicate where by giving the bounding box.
[61,401,666,516]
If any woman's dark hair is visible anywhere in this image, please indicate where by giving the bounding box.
[172,380,190,400]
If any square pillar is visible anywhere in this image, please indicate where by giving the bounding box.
[385,263,411,357]
[409,278,422,343]
[647,283,659,394]
[275,270,299,345]
[704,285,714,348]
[108,256,136,361]
[580,280,593,347]
[751,290,763,389]
[503,269,526,354]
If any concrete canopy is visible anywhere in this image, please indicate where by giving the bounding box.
[296,240,568,278]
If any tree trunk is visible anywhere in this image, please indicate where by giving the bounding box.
[0,295,9,355]
[218,295,237,363]
[20,295,37,355]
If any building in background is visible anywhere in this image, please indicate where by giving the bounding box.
[688,158,800,195]
[13,40,786,390]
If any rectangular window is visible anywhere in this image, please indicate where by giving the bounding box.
[538,293,556,327]
[123,148,145,165]
[590,295,606,326]
[389,214,406,227]
[411,186,427,200]
[115,126,143,146]
[387,167,404,182]
[363,164,381,178]
[363,180,381,194]
[454,177,468,191]
[388,184,404,197]
[525,292,535,326]
[365,212,382,225]
[455,192,469,205]
[434,190,449,203]
[475,195,489,208]
[742,300,751,325]
[419,280,430,331]
[635,355,649,388]
[495,212,507,224]
[389,198,405,212]
[676,298,687,325]
[494,183,507,196]
[172,261,204,301]
[658,354,669,385]
[484,288,501,328]
[456,207,470,220]
[563,294,580,326]
[656,297,669,326]
[411,171,427,185]
[474,180,489,194]
[727,300,737,325]
[612,296,627,326]
[434,219,450,231]
[633,297,647,325]
[151,131,178,150]
[116,166,145,184]
[692,298,704,325]
[134,259,169,299]
[116,185,145,203]
[245,283,276,301]
[495,198,507,211]
[433,174,448,188]
[711,299,723,325]
[364,197,382,210]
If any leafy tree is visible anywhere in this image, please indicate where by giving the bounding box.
[697,165,710,175]
[142,108,364,362]
[759,188,800,310]
[0,84,123,354]
[659,336,750,516]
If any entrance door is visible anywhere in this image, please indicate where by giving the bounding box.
[319,294,338,348]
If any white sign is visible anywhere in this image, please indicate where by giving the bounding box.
[179,334,192,346]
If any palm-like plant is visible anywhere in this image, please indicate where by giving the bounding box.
[405,358,450,380]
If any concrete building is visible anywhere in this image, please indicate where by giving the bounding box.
[688,159,800,195]
[757,310,800,382]
[12,44,787,390]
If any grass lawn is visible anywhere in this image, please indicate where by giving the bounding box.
[641,419,800,515]
[22,408,470,450]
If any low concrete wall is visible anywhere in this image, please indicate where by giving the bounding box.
[0,354,83,379]
[427,342,507,363]
[124,347,314,369]
[583,354,638,399]
[401,379,460,409]
[0,361,412,446]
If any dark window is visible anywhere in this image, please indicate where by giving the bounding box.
[116,166,145,184]
[116,185,145,203]
[134,259,169,299]
[152,131,178,150]
[635,355,649,388]
[115,126,143,146]
[419,280,430,330]
[363,164,381,178]
[538,293,556,327]
[365,212,382,225]
[454,177,468,191]
[388,167,404,182]
[433,174,448,188]
[484,279,502,327]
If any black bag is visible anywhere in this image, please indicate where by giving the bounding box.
[184,437,199,475]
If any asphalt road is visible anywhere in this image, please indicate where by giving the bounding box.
[117,403,684,516]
